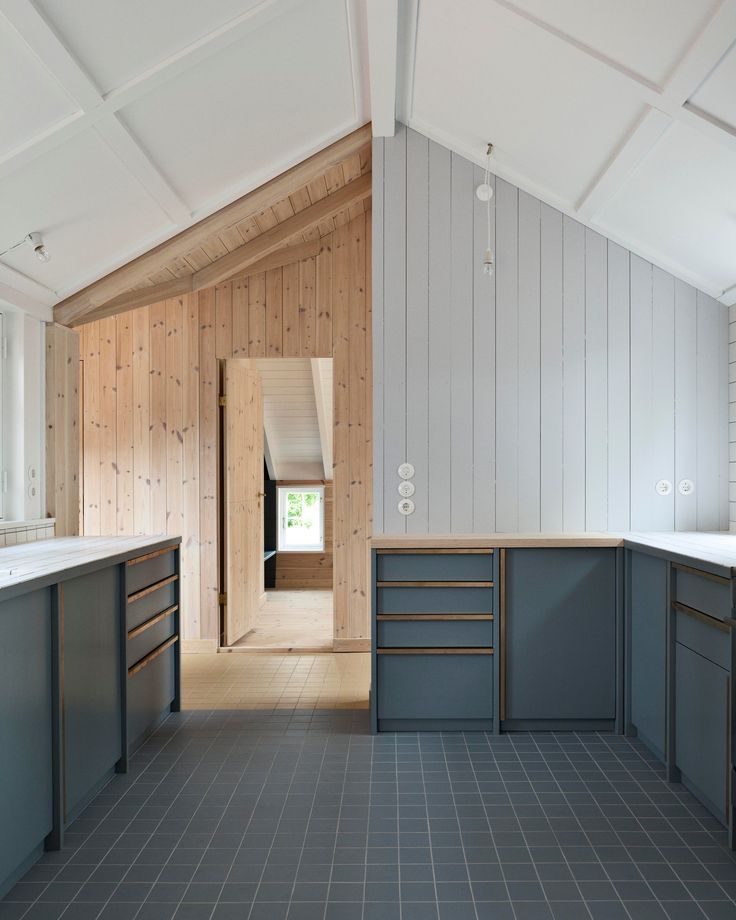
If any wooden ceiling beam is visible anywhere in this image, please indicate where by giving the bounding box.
[54,123,371,326]
[192,173,371,290]
[72,238,331,327]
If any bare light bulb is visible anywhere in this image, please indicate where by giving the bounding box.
[482,248,494,277]
[476,183,493,202]
[27,232,50,263]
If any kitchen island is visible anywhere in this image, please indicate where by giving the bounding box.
[0,536,181,897]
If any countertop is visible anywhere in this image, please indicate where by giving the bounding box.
[624,532,736,576]
[0,535,181,602]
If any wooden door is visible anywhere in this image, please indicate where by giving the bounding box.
[223,360,264,645]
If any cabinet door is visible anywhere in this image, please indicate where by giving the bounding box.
[675,642,729,824]
[63,566,122,821]
[505,548,616,723]
[629,551,667,758]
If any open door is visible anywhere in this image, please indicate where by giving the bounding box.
[222,360,264,646]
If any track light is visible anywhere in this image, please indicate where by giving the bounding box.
[27,232,50,263]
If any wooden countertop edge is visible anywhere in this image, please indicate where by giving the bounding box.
[371,533,625,549]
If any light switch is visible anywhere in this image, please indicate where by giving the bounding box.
[398,462,415,480]
[655,479,672,496]
[398,481,415,497]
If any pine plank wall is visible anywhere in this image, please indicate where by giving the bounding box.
[77,213,371,651]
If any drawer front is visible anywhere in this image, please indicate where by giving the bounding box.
[127,610,177,667]
[376,552,493,582]
[675,609,730,670]
[127,580,177,630]
[127,644,176,749]
[377,653,493,720]
[378,585,493,615]
[126,549,177,597]
[675,567,731,620]
[376,618,492,648]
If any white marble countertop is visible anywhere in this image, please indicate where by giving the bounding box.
[0,535,180,601]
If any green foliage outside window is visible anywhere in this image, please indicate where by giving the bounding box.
[286,490,318,529]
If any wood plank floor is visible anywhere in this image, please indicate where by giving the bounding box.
[181,650,370,710]
[231,588,333,651]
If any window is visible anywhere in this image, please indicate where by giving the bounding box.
[277,485,324,552]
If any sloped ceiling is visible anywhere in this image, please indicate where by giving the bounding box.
[395,0,736,305]
[0,0,368,319]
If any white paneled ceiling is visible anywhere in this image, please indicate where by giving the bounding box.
[0,0,368,319]
[395,0,736,304]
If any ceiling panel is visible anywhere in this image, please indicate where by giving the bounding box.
[0,129,171,293]
[0,19,77,158]
[596,121,736,294]
[118,0,356,212]
[410,0,646,205]
[501,0,719,86]
[687,39,736,129]
[35,0,264,94]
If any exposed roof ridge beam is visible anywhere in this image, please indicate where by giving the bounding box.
[54,125,371,324]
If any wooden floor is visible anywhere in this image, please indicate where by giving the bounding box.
[231,589,333,651]
[181,651,370,710]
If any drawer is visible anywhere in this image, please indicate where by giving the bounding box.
[674,566,731,621]
[127,643,176,750]
[127,579,177,630]
[127,607,177,667]
[675,607,730,670]
[377,585,493,615]
[376,617,492,648]
[376,551,493,582]
[126,548,177,597]
[377,651,493,720]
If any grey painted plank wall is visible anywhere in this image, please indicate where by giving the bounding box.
[373,124,729,534]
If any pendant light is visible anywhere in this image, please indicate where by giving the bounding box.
[476,143,494,278]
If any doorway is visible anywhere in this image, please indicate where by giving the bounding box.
[219,357,334,651]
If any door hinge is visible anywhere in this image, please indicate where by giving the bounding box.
[218,396,227,408]
[218,592,227,606]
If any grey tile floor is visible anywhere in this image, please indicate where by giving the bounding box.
[3,710,736,920]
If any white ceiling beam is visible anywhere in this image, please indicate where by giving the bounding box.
[662,0,736,105]
[366,0,398,135]
[311,359,333,479]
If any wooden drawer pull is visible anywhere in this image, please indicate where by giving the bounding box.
[673,601,730,633]
[128,635,179,676]
[672,562,730,585]
[376,614,493,621]
[127,605,178,639]
[127,574,178,603]
[377,647,493,655]
[127,547,175,566]
[377,581,494,588]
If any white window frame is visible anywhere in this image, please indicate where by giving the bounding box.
[277,485,325,552]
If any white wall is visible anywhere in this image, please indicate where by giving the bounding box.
[730,304,736,532]
[373,124,730,535]
[0,305,45,522]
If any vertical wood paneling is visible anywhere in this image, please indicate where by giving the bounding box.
[265,268,283,356]
[630,255,653,529]
[115,313,134,534]
[132,306,151,536]
[674,280,697,530]
[607,242,630,530]
[45,324,80,536]
[427,140,451,533]
[248,273,266,356]
[371,137,385,535]
[215,284,232,359]
[697,291,722,530]
[316,249,333,357]
[99,317,117,534]
[405,129,429,533]
[149,302,167,535]
[517,191,541,531]
[584,229,607,531]
[182,294,200,641]
[165,297,183,539]
[232,278,249,357]
[282,263,300,357]
[450,152,474,532]
[651,267,675,530]
[198,288,218,642]
[299,258,316,356]
[540,204,563,531]
[562,218,586,530]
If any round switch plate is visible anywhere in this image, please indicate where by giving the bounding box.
[678,479,694,496]
[398,480,415,497]
[397,498,415,515]
[398,462,415,480]
[655,479,672,496]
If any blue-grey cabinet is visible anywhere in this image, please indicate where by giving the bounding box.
[503,548,618,728]
[0,589,53,895]
[628,551,668,759]
[62,566,122,822]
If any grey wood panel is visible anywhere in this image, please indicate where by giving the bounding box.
[450,152,475,532]
[518,191,541,532]
[540,204,564,531]
[405,129,429,534]
[607,241,631,531]
[427,140,452,533]
[374,125,729,535]
[495,178,519,531]
[371,137,385,536]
